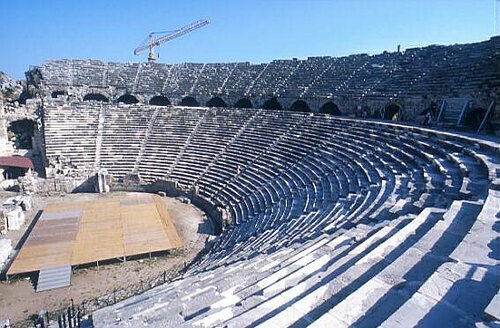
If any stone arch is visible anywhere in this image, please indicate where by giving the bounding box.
[365,106,381,119]
[3,166,29,180]
[289,100,311,112]
[262,97,283,110]
[83,93,109,102]
[383,103,402,120]
[206,97,228,108]
[179,96,200,107]
[463,107,488,130]
[234,98,253,108]
[51,90,67,99]
[319,101,342,115]
[8,119,36,149]
[419,101,439,118]
[117,94,139,104]
[149,96,171,106]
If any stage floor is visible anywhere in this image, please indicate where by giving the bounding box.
[7,193,182,275]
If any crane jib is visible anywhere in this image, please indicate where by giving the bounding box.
[134,19,210,60]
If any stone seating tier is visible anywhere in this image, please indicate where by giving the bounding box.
[41,104,499,327]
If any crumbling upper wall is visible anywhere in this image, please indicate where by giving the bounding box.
[26,36,500,118]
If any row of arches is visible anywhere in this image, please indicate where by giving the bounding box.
[53,91,411,119]
[383,103,402,120]
[174,96,343,115]
[83,93,109,102]
[53,90,345,115]
[120,95,342,115]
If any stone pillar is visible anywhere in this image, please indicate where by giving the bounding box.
[0,100,11,156]
[95,169,110,193]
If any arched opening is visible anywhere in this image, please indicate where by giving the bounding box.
[179,96,200,107]
[117,94,139,104]
[8,119,36,149]
[51,90,67,99]
[3,167,28,180]
[262,97,283,110]
[418,101,439,125]
[206,97,228,108]
[383,103,402,121]
[319,101,342,115]
[419,101,439,118]
[149,96,171,106]
[463,107,488,130]
[365,106,381,119]
[83,93,109,102]
[289,100,311,113]
[234,98,253,108]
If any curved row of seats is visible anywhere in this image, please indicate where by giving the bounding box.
[36,36,499,99]
[42,104,499,327]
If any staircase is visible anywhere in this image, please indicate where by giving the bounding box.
[194,109,263,186]
[189,64,206,94]
[167,110,209,177]
[36,265,71,292]
[437,98,470,126]
[101,62,109,87]
[301,60,336,98]
[132,63,143,94]
[219,62,238,94]
[132,107,160,174]
[211,115,308,199]
[275,61,302,95]
[485,98,499,135]
[245,62,269,96]
[160,65,175,94]
[92,105,106,172]
[67,60,74,87]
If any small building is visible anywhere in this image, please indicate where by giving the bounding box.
[0,156,34,180]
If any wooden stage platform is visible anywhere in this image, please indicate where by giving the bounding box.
[7,194,182,275]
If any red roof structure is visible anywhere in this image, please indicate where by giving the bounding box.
[0,156,34,169]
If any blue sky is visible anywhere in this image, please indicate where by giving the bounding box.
[0,0,497,79]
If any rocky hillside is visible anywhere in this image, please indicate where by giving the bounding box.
[0,71,23,102]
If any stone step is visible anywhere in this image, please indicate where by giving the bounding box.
[36,265,71,292]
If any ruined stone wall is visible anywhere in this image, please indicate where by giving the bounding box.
[34,88,494,122]
[27,36,499,121]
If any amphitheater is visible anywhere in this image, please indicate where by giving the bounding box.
[2,35,500,327]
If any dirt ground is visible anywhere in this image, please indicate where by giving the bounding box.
[0,192,214,325]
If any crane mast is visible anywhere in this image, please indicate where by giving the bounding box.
[134,19,210,62]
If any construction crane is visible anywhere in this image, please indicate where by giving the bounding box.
[134,19,210,62]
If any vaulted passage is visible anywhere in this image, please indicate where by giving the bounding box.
[117,94,139,104]
[320,101,342,115]
[3,167,27,180]
[149,96,171,106]
[290,100,311,112]
[262,97,283,110]
[206,97,228,108]
[8,119,36,149]
[384,103,402,120]
[234,98,253,108]
[179,96,200,107]
[51,91,67,99]
[463,107,488,131]
[83,93,109,102]
[419,101,439,118]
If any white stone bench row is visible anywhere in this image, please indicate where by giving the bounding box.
[44,105,497,328]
